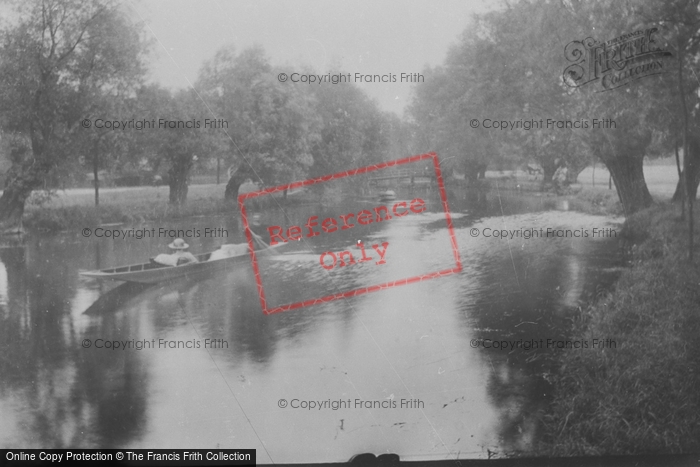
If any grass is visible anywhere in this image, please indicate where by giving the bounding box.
[23,185,233,231]
[531,202,700,456]
[32,183,224,208]
[578,164,679,200]
[18,164,679,232]
[486,171,624,216]
[566,186,624,216]
[21,182,317,231]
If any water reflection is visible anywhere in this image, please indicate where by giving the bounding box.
[0,195,626,462]
[453,209,625,454]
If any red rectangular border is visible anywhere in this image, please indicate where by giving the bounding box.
[238,152,462,315]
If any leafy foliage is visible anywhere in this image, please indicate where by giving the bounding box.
[0,0,148,227]
[195,46,321,198]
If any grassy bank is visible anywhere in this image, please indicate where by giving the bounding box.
[23,185,232,231]
[23,183,625,232]
[532,202,700,456]
[488,177,624,216]
[565,186,623,216]
[22,163,675,232]
[24,197,234,231]
[21,183,314,231]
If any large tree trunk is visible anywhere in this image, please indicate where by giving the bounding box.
[224,166,251,200]
[673,175,686,202]
[0,184,31,234]
[565,161,588,185]
[168,161,191,206]
[672,138,700,202]
[564,167,576,184]
[167,152,195,206]
[672,169,700,202]
[678,39,694,260]
[168,175,189,205]
[0,139,48,233]
[604,156,653,215]
[540,158,561,184]
[673,139,686,222]
[464,167,480,184]
[93,140,100,207]
[471,162,487,180]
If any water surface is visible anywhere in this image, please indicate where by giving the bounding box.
[0,194,626,463]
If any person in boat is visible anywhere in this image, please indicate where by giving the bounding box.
[208,217,269,261]
[208,234,269,261]
[154,238,199,266]
[208,243,248,261]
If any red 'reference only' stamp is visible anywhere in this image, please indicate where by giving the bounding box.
[238,152,462,315]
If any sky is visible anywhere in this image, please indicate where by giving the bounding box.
[128,0,494,116]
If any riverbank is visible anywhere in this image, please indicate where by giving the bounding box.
[21,183,311,232]
[531,202,700,456]
[20,161,677,232]
[20,180,625,233]
[24,187,230,231]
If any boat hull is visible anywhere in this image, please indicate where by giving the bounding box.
[80,244,281,284]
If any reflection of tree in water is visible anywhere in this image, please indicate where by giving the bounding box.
[225,271,336,363]
[153,268,333,367]
[458,243,587,454]
[78,310,148,446]
[206,271,279,365]
[0,245,147,447]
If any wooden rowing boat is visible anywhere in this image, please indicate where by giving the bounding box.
[80,242,284,284]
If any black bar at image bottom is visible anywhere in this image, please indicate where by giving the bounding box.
[2,449,255,466]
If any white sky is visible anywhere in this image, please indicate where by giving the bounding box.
[129,0,494,116]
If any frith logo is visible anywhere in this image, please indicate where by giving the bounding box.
[563,28,673,91]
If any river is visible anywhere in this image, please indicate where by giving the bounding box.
[0,193,626,463]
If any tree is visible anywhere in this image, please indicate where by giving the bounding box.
[0,0,148,231]
[409,62,496,184]
[195,46,321,200]
[643,0,700,260]
[73,89,137,205]
[383,113,417,162]
[571,0,697,218]
[306,74,391,179]
[409,1,589,186]
[122,84,223,206]
[585,99,655,214]
[474,0,595,186]
[159,90,216,205]
[416,0,681,214]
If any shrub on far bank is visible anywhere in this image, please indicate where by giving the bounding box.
[567,187,624,216]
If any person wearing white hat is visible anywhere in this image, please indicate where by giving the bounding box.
[153,238,199,266]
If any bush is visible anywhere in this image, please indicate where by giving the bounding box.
[532,203,700,456]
